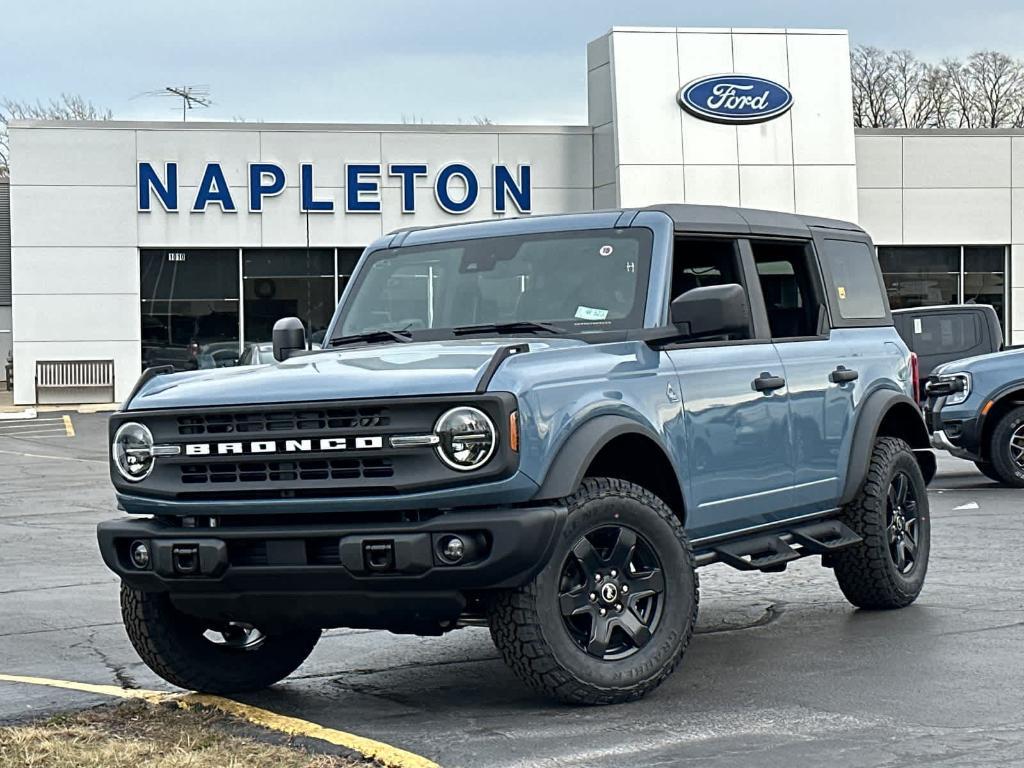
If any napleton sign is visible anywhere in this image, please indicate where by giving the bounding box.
[137,161,533,215]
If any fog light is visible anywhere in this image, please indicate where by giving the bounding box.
[441,536,465,564]
[130,540,151,569]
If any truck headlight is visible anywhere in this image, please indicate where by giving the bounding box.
[112,422,156,481]
[434,407,496,471]
[941,373,972,406]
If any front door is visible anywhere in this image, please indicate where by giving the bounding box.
[669,342,794,540]
[665,237,794,540]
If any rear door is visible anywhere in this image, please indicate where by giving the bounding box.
[746,238,846,514]
[665,237,794,539]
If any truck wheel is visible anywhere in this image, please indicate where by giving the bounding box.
[121,584,321,693]
[833,437,930,610]
[986,406,1024,487]
[488,477,698,705]
[973,460,1004,483]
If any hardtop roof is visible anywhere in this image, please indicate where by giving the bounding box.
[642,204,863,238]
[387,203,864,242]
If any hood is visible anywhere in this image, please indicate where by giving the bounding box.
[932,346,1024,377]
[127,338,588,410]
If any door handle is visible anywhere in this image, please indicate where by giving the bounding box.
[829,366,859,384]
[752,372,786,393]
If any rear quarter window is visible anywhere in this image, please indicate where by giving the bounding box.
[820,239,888,320]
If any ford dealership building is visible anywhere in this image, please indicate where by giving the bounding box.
[4,25,1022,404]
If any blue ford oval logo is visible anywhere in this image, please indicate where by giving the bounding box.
[678,74,793,124]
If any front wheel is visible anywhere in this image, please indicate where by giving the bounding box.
[973,460,1004,483]
[986,406,1024,487]
[121,585,321,693]
[833,437,930,609]
[489,478,698,705]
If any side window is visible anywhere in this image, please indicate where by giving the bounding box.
[671,238,744,298]
[750,240,825,339]
[821,239,887,320]
[671,238,750,340]
[914,312,981,355]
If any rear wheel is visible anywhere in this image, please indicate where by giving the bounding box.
[986,406,1024,487]
[121,585,321,693]
[833,437,930,609]
[489,478,698,705]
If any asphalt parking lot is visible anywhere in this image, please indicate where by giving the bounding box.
[1,411,1022,767]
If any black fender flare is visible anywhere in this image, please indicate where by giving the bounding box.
[534,415,673,501]
[841,389,935,505]
[975,382,1024,452]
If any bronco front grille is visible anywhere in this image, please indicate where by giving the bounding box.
[111,393,518,503]
[176,407,390,436]
[180,458,395,484]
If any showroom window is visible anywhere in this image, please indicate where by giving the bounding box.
[141,247,366,368]
[877,245,1009,340]
[140,249,240,372]
[243,249,335,348]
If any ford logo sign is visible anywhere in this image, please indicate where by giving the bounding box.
[678,74,793,124]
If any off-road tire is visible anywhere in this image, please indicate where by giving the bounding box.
[973,460,1004,483]
[987,406,1024,487]
[488,477,698,705]
[833,437,930,609]
[121,584,321,693]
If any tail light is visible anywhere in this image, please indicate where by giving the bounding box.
[910,352,920,403]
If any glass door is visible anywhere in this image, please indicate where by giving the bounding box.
[140,249,240,371]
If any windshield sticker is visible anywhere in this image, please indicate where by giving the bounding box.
[599,244,614,256]
[575,305,609,321]
[837,286,847,300]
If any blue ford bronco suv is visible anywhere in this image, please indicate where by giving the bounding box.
[98,205,935,705]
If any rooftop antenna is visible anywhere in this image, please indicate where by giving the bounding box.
[165,86,211,121]
[133,86,212,121]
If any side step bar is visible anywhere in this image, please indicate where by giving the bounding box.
[694,519,861,573]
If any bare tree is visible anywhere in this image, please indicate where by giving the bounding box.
[889,50,928,128]
[852,45,1024,129]
[851,46,897,127]
[916,65,955,128]
[0,94,112,177]
[967,51,1024,128]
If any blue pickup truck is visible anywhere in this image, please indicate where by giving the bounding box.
[926,348,1024,486]
[98,205,934,705]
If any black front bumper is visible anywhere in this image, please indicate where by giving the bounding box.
[97,504,566,631]
[925,397,982,460]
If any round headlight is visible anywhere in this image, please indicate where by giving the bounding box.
[434,407,496,471]
[112,422,155,482]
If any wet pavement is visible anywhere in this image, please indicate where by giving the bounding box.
[1,412,1021,766]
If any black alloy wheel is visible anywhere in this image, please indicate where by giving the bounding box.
[557,525,665,660]
[886,470,921,575]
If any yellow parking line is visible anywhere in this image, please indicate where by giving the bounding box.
[0,674,163,702]
[63,415,75,437]
[0,673,440,768]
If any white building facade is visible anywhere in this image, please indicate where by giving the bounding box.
[4,26,1020,404]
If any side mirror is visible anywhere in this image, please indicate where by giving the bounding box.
[272,317,307,362]
[669,284,750,339]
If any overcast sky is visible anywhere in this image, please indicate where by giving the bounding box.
[4,0,1024,125]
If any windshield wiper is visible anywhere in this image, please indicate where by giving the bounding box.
[453,321,564,337]
[328,329,413,348]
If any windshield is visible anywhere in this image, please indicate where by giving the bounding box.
[335,228,653,339]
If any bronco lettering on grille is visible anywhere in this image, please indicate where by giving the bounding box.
[184,436,384,456]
